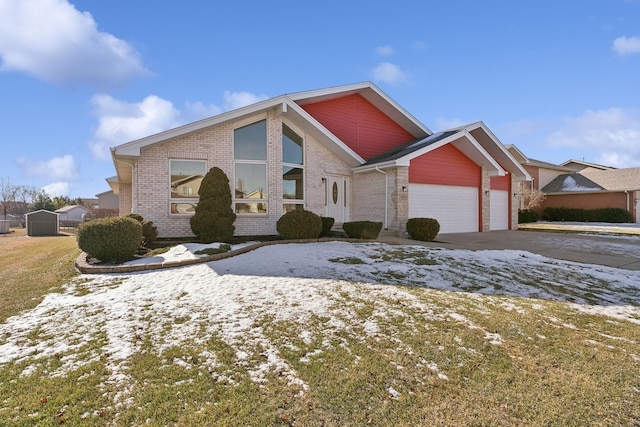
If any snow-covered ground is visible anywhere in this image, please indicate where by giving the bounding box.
[1,241,639,408]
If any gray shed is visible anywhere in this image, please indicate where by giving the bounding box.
[26,210,59,236]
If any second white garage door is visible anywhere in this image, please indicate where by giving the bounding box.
[408,184,479,234]
[490,190,509,231]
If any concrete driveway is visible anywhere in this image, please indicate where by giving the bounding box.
[379,230,640,271]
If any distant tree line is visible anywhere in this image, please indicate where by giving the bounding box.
[1,177,95,226]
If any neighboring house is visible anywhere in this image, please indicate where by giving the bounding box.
[108,82,531,237]
[508,145,640,222]
[96,190,119,210]
[55,205,92,222]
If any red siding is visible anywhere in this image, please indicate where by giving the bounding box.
[490,174,510,191]
[409,143,481,187]
[300,94,414,159]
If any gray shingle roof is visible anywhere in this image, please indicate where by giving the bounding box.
[541,173,605,193]
[362,130,460,165]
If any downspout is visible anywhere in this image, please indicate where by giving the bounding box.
[375,166,388,229]
[625,190,630,213]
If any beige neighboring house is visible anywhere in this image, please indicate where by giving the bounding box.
[507,145,640,222]
[96,190,120,210]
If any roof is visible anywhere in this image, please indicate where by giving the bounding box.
[541,173,605,193]
[110,82,432,188]
[357,123,531,181]
[54,204,91,213]
[580,167,640,191]
[560,159,616,171]
[505,144,574,172]
[362,131,459,165]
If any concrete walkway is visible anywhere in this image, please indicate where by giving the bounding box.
[379,230,640,271]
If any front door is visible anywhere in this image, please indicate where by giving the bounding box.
[327,175,349,224]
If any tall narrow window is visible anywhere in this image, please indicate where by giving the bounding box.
[282,123,304,213]
[234,120,267,214]
[169,159,207,214]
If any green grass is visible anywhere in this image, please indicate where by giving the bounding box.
[1,236,639,426]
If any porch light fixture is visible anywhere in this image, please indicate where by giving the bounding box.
[485,190,490,196]
[321,177,327,184]
[402,186,408,192]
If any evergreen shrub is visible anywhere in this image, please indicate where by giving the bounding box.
[125,213,158,246]
[406,218,440,241]
[320,216,335,236]
[518,209,539,223]
[342,221,383,239]
[190,167,236,243]
[543,207,632,223]
[277,209,322,239]
[77,216,142,263]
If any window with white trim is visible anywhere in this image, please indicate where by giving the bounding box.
[169,159,206,214]
[234,120,267,214]
[282,123,304,213]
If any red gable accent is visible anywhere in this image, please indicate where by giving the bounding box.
[490,174,510,191]
[300,94,414,159]
[409,144,481,187]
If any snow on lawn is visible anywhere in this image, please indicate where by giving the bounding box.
[1,241,640,407]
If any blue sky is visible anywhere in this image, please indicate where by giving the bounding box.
[1,0,639,199]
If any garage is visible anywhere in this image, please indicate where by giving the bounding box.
[489,190,509,230]
[408,184,479,234]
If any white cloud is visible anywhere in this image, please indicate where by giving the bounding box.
[375,45,394,56]
[16,154,78,180]
[222,91,269,110]
[545,107,640,167]
[89,94,182,159]
[42,181,70,197]
[371,62,407,86]
[90,90,270,159]
[0,0,149,86]
[612,36,640,56]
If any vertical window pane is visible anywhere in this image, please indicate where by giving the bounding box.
[283,166,303,200]
[282,124,303,165]
[235,163,267,199]
[234,120,267,160]
[170,160,206,199]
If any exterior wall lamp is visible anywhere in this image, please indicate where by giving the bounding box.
[402,186,408,192]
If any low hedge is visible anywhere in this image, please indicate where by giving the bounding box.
[518,209,539,224]
[342,221,383,239]
[542,207,632,223]
[77,216,142,263]
[277,209,323,239]
[406,218,440,241]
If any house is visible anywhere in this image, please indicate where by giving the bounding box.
[96,190,119,210]
[507,145,640,222]
[108,82,531,238]
[55,205,92,222]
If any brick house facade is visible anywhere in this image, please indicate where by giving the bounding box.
[109,83,530,238]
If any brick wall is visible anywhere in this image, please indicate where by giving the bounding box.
[125,109,351,238]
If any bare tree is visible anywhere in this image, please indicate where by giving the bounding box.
[517,186,546,210]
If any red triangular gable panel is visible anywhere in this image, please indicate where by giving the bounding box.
[409,144,481,187]
[300,94,414,160]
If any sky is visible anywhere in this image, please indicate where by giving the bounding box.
[1,0,639,199]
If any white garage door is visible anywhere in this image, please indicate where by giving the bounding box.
[490,190,509,231]
[408,184,478,234]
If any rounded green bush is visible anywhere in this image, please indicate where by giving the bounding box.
[342,221,383,239]
[406,218,440,241]
[277,209,322,239]
[320,216,335,236]
[518,209,538,224]
[77,216,142,263]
